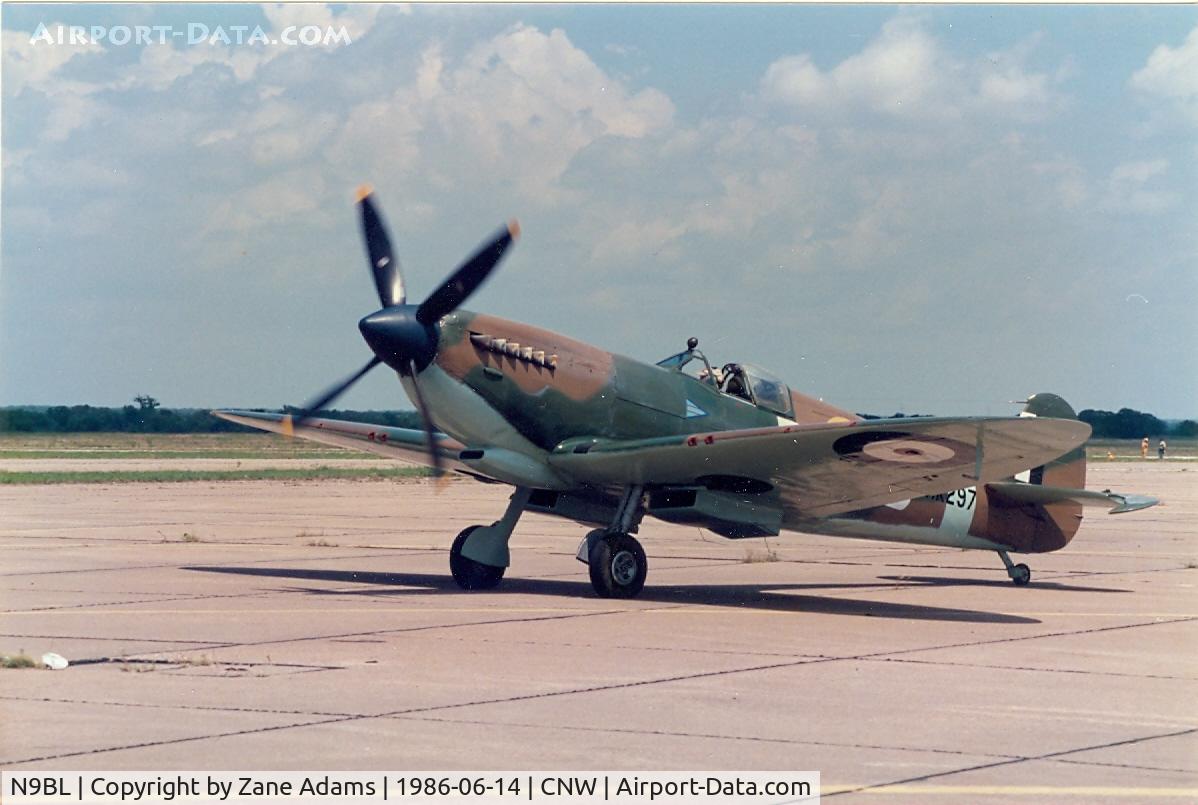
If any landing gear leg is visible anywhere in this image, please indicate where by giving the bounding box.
[449,486,531,591]
[997,550,1031,586]
[580,486,648,599]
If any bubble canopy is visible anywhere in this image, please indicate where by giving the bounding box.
[738,363,794,418]
[658,344,794,419]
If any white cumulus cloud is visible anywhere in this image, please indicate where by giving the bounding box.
[761,17,1060,122]
[1102,159,1179,214]
[761,18,945,117]
[330,24,674,205]
[1131,25,1198,125]
[1,25,103,96]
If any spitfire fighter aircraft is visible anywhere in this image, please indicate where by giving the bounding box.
[216,190,1158,599]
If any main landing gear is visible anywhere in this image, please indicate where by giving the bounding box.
[585,530,648,599]
[449,526,505,590]
[997,549,1031,586]
[448,484,652,598]
[449,487,531,591]
[577,485,649,598]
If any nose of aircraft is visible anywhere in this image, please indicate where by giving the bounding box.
[358,306,438,374]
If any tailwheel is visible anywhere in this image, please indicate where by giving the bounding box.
[588,532,647,599]
[450,525,505,591]
[997,550,1031,587]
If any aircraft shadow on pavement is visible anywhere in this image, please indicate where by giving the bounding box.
[875,575,1130,594]
[185,566,1040,624]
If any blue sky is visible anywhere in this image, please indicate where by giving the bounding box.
[2,4,1195,417]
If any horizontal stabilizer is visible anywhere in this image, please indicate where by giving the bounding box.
[986,481,1159,514]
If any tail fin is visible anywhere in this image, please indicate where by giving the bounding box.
[982,393,1156,553]
[1019,392,1087,489]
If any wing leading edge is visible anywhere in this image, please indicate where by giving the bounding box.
[549,416,1092,518]
[211,409,464,469]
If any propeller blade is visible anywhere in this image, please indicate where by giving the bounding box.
[287,356,383,434]
[416,220,520,326]
[358,186,405,308]
[406,360,444,479]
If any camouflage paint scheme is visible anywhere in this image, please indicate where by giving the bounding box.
[434,310,851,449]
[430,310,1086,553]
[218,309,1150,561]
[806,399,1089,554]
[213,192,1160,596]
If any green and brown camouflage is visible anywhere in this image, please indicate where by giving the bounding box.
[213,191,1159,596]
[435,310,857,452]
[967,393,1088,553]
[811,393,1091,554]
[220,326,1143,561]
[432,313,1111,555]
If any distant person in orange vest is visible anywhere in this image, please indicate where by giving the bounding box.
[1158,439,1167,460]
[1141,437,1150,459]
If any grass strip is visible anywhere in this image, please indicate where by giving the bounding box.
[0,450,382,460]
[0,467,431,485]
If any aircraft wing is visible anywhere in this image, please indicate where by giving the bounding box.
[549,416,1091,518]
[211,409,464,470]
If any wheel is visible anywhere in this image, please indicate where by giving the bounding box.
[588,532,647,599]
[1011,563,1031,586]
[450,526,505,591]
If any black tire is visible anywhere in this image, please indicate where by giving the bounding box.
[1011,563,1031,586]
[450,526,505,591]
[588,532,647,599]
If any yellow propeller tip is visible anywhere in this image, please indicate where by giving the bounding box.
[281,415,294,439]
[355,184,374,203]
[508,219,521,240]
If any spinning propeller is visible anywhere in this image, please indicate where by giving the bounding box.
[284,186,519,477]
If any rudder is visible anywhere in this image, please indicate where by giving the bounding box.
[1019,392,1087,489]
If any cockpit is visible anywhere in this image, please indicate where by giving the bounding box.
[656,338,794,418]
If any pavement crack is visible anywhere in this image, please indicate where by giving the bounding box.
[868,655,1197,682]
[1055,756,1197,775]
[860,615,1198,662]
[387,713,1021,761]
[0,693,351,719]
[824,726,1198,798]
[0,632,221,645]
[3,715,356,766]
[0,551,412,579]
[119,607,631,658]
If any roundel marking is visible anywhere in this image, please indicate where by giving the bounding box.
[833,430,976,466]
[862,439,956,464]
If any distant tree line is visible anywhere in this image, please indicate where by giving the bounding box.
[859,408,1195,439]
[1,397,1193,438]
[1079,408,1196,439]
[0,405,248,433]
[0,396,424,433]
[278,406,424,430]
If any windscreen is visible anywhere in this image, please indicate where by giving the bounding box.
[742,364,793,417]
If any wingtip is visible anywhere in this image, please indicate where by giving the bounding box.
[355,184,374,203]
[1110,493,1160,514]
